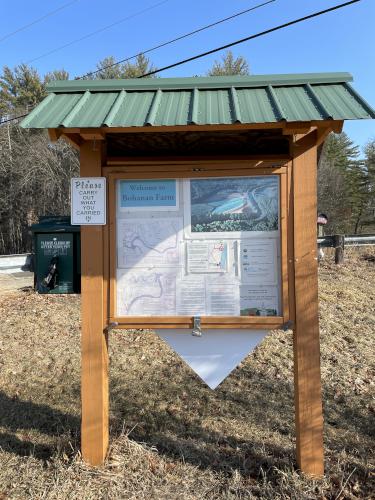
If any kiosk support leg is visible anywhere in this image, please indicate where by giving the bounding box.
[80,141,109,465]
[292,134,324,476]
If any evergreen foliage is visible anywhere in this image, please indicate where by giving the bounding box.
[93,54,157,79]
[0,64,46,115]
[207,50,250,76]
[318,132,374,234]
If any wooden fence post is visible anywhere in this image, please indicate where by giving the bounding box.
[292,132,324,476]
[334,234,345,264]
[80,140,109,466]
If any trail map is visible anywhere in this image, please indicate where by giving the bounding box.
[117,217,183,268]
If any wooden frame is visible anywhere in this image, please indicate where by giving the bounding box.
[103,161,289,330]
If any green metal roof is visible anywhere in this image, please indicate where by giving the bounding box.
[20,73,375,129]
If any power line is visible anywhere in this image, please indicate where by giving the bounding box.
[139,0,361,77]
[25,0,172,64]
[2,0,361,125]
[0,113,29,125]
[0,1,79,43]
[78,0,276,79]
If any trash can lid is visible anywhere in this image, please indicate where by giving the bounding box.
[30,216,80,233]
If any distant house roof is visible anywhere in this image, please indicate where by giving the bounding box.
[20,72,375,130]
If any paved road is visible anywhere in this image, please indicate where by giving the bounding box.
[0,272,34,294]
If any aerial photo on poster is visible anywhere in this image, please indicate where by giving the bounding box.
[190,176,279,233]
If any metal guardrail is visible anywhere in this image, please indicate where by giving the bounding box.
[318,234,375,248]
[318,233,375,264]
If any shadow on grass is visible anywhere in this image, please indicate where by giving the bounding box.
[108,370,297,477]
[0,369,372,483]
[0,391,80,460]
[107,364,374,481]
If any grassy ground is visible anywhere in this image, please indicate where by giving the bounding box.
[0,250,374,499]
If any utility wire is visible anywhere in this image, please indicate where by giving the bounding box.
[78,0,276,79]
[0,1,79,43]
[139,0,361,77]
[26,0,172,64]
[2,0,361,125]
[0,113,29,125]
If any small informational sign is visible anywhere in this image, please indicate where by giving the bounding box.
[71,177,106,225]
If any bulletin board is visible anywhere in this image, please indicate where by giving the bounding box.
[108,166,289,329]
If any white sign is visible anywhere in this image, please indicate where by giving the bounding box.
[156,329,268,389]
[71,177,106,225]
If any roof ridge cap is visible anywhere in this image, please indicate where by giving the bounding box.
[46,72,353,93]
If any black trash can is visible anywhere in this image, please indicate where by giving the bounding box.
[30,216,81,294]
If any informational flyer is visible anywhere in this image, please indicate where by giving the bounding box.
[117,217,183,268]
[176,276,206,316]
[240,286,279,316]
[206,277,240,316]
[239,239,278,285]
[187,241,228,273]
[117,268,179,316]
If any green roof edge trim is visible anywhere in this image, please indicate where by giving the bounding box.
[46,72,353,93]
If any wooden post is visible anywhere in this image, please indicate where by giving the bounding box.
[334,234,345,264]
[80,140,109,466]
[292,131,324,476]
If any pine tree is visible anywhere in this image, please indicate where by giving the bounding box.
[92,56,123,79]
[362,138,375,231]
[44,69,70,83]
[0,64,46,116]
[207,50,250,76]
[93,54,157,79]
[318,132,372,234]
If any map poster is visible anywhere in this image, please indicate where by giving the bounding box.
[188,176,279,235]
[187,241,228,273]
[117,217,183,268]
[119,179,178,211]
[117,268,179,316]
[239,239,278,285]
[240,286,279,316]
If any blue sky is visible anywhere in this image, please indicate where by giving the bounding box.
[2,0,374,154]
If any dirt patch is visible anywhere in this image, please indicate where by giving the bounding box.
[0,253,374,499]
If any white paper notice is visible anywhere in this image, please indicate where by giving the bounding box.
[206,277,240,316]
[187,241,228,273]
[117,217,183,268]
[117,268,179,316]
[239,239,277,285]
[240,286,279,316]
[176,276,206,315]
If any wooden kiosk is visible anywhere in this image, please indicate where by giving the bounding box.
[21,72,375,475]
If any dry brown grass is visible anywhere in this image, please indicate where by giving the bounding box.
[0,250,374,499]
